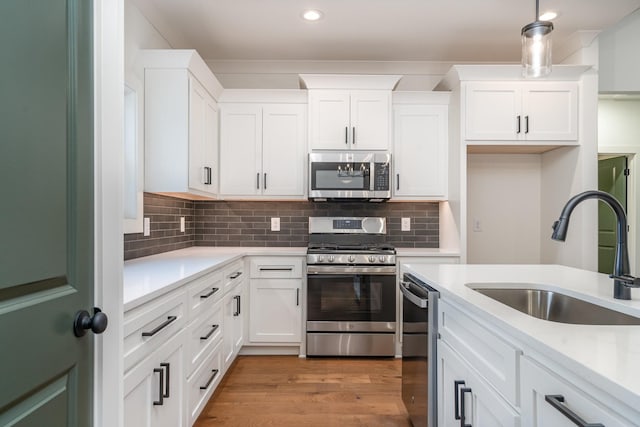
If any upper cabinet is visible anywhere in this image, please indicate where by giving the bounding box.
[218,90,307,199]
[301,74,401,151]
[140,50,224,200]
[392,92,449,200]
[465,81,578,142]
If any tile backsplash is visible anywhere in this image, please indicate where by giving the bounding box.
[125,193,439,260]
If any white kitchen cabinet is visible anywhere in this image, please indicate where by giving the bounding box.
[223,278,246,370]
[141,50,223,199]
[308,90,391,150]
[124,329,186,427]
[186,340,224,426]
[392,104,448,199]
[439,340,520,427]
[465,81,578,142]
[248,257,303,344]
[219,103,306,198]
[520,356,637,427]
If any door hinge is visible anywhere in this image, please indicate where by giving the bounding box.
[624,168,631,176]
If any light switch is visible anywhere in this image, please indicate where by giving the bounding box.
[271,217,280,232]
[473,219,482,232]
[401,217,411,231]
[143,217,150,236]
[180,217,185,233]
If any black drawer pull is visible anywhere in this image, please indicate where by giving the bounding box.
[545,395,604,427]
[258,267,293,272]
[460,387,472,427]
[200,287,220,299]
[142,316,177,337]
[454,380,465,420]
[153,367,164,406]
[200,324,220,340]
[204,166,212,185]
[525,115,530,134]
[200,369,220,390]
[229,271,243,279]
[160,362,170,398]
[516,115,521,134]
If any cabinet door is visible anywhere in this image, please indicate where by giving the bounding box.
[350,90,391,150]
[219,104,262,196]
[262,104,306,197]
[203,94,219,193]
[465,83,522,140]
[188,76,207,193]
[522,83,578,141]
[520,356,636,427]
[308,90,351,150]
[439,341,519,427]
[223,281,245,370]
[393,104,448,199]
[249,279,302,343]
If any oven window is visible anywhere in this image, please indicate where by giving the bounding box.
[307,274,396,322]
[311,162,370,190]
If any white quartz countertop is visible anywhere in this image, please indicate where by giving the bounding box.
[123,246,307,310]
[403,263,640,408]
[395,248,460,257]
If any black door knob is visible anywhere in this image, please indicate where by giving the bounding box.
[73,307,108,337]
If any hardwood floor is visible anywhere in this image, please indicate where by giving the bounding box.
[194,355,412,426]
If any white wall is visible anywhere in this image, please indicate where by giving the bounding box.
[599,8,640,92]
[467,154,541,264]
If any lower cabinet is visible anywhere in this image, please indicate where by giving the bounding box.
[223,279,246,370]
[186,340,224,425]
[249,278,302,342]
[438,340,520,427]
[124,329,185,427]
[520,356,637,427]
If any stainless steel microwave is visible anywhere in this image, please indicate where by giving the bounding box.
[308,152,391,201]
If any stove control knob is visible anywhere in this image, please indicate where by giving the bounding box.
[328,255,335,263]
[348,255,356,263]
[378,255,386,263]
[318,255,325,263]
[369,255,376,263]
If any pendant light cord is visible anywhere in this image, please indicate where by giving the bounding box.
[535,0,540,21]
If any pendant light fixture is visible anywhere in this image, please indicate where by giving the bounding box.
[521,0,554,77]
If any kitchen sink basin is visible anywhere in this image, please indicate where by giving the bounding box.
[469,286,640,325]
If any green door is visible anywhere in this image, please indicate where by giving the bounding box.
[598,156,628,274]
[0,1,95,425]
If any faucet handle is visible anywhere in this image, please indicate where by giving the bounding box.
[609,274,640,288]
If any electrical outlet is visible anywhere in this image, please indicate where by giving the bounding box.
[180,217,185,233]
[401,217,411,231]
[271,217,280,232]
[473,219,482,232]
[143,217,151,236]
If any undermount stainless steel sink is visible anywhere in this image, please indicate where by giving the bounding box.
[469,286,640,325]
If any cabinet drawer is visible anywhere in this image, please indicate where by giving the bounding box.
[439,300,520,407]
[187,340,224,426]
[186,270,223,320]
[520,356,639,427]
[222,260,245,292]
[250,256,303,278]
[124,289,187,372]
[186,299,223,377]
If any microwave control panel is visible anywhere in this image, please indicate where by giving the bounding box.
[373,163,390,191]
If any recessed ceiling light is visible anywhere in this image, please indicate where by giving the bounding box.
[302,9,323,21]
[539,11,558,21]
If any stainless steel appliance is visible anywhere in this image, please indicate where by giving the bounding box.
[306,217,396,356]
[401,273,439,427]
[308,152,391,201]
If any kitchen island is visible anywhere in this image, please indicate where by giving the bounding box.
[403,263,640,426]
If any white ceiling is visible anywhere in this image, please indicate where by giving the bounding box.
[131,0,640,63]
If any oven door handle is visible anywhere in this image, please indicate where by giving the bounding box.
[400,282,429,308]
[307,265,396,275]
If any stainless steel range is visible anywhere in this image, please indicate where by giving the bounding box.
[306,217,397,357]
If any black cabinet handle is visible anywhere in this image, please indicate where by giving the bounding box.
[229,271,243,279]
[296,288,300,306]
[454,380,466,420]
[233,295,241,316]
[259,267,293,272]
[200,324,220,340]
[142,316,177,337]
[264,173,267,190]
[352,127,356,144]
[345,126,348,144]
[204,166,212,185]
[200,369,220,390]
[200,287,220,299]
[516,115,521,134]
[256,173,260,189]
[153,368,164,406]
[160,363,170,398]
[525,115,529,134]
[460,387,472,427]
[396,174,400,191]
[545,395,604,427]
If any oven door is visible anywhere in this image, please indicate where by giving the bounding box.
[306,265,396,332]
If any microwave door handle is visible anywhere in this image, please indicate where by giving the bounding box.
[370,162,375,190]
